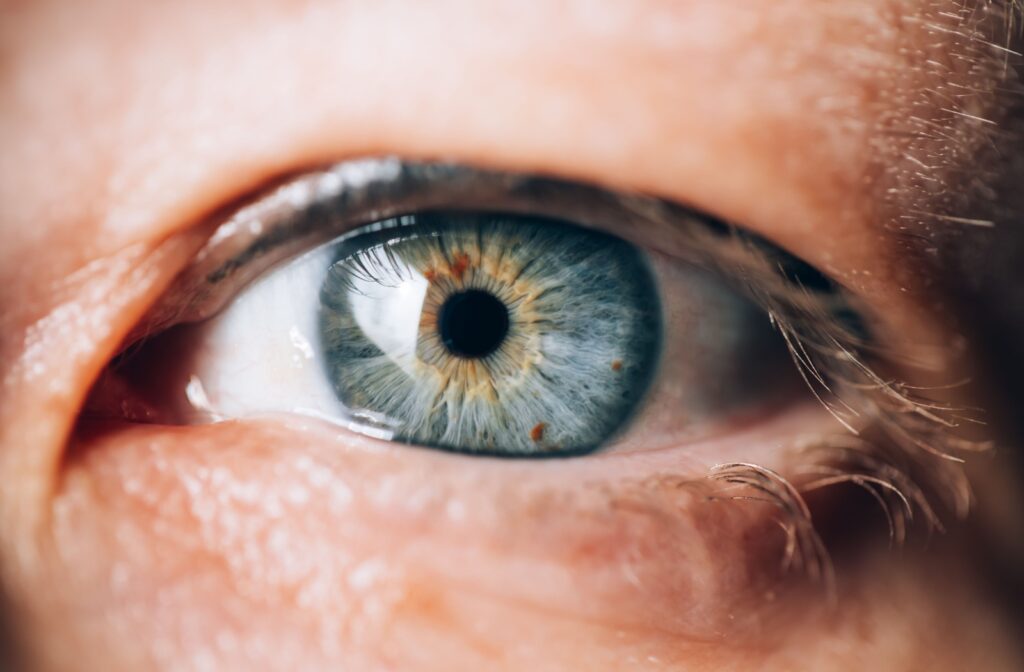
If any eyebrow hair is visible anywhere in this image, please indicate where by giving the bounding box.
[873,1,1024,236]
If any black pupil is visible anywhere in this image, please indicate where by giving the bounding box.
[437,290,510,358]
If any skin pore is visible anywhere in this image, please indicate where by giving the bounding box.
[2,0,1024,670]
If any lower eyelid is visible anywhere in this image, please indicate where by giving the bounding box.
[59,416,826,644]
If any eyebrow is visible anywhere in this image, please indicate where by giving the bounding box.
[870,1,1023,235]
[3,0,1021,317]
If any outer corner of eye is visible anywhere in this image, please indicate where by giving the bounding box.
[91,158,815,460]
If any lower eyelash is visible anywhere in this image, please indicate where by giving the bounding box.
[709,462,835,597]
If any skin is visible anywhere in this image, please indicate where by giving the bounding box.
[1,0,1023,670]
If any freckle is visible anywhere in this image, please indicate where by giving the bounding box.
[450,252,471,281]
[611,360,622,371]
[530,422,546,442]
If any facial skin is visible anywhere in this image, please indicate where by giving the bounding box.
[2,0,1024,670]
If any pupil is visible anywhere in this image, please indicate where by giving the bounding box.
[437,290,510,358]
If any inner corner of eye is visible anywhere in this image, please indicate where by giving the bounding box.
[109,207,802,459]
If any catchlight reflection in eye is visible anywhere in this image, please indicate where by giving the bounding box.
[319,213,662,455]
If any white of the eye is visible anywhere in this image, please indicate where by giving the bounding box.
[188,246,346,422]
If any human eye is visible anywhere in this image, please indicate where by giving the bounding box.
[8,1,1024,670]
[82,148,985,605]
[100,157,815,458]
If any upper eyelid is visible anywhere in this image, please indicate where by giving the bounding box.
[134,156,863,347]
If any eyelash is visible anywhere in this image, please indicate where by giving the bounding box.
[104,157,984,586]
[708,232,987,593]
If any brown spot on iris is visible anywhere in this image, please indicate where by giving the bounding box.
[450,252,471,281]
[530,422,546,442]
[611,360,623,371]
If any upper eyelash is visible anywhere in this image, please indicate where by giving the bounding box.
[135,157,864,342]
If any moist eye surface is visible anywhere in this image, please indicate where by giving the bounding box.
[318,212,663,456]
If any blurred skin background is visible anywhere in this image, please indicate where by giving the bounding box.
[2,0,1024,670]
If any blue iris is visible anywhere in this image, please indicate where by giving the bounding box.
[317,212,662,456]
